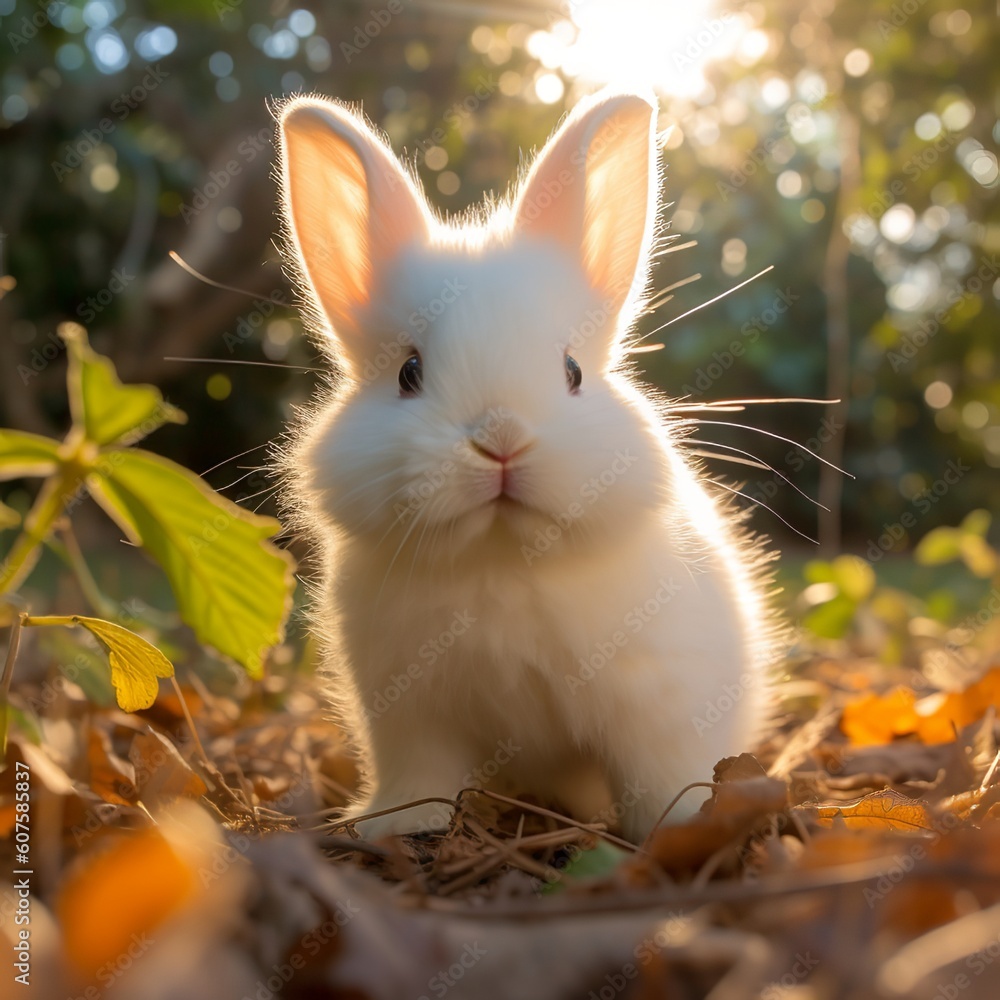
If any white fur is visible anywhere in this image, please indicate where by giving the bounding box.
[277,89,783,842]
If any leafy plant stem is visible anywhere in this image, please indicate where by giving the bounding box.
[169,675,210,768]
[57,524,117,620]
[0,471,80,595]
[1,611,25,754]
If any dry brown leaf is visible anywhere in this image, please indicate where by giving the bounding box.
[86,727,136,805]
[642,776,788,878]
[129,730,208,805]
[714,752,768,783]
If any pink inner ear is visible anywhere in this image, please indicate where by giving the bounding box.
[581,104,654,312]
[283,110,373,324]
[281,100,430,338]
[512,94,656,315]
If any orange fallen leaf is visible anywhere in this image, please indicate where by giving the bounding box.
[841,688,920,746]
[57,827,198,982]
[813,789,934,832]
[841,667,1000,746]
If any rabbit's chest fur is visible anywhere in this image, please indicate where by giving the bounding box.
[330,505,761,812]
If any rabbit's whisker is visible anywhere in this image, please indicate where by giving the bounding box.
[168,251,289,307]
[685,438,828,510]
[670,396,839,411]
[216,467,266,492]
[164,356,322,373]
[712,481,819,545]
[676,418,853,478]
[200,441,272,476]
[632,265,775,346]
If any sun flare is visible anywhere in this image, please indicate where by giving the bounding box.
[545,0,749,98]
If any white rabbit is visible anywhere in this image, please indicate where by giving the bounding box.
[276,88,783,843]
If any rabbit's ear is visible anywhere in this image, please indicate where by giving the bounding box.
[513,91,657,320]
[280,98,429,340]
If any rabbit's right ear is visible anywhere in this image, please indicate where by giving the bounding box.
[279,98,429,345]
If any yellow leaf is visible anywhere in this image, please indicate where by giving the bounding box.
[76,617,174,712]
[24,615,174,712]
[961,534,998,578]
[814,789,934,832]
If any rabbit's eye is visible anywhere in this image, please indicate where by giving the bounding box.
[565,354,582,394]
[398,352,423,395]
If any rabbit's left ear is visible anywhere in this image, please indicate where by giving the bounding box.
[513,91,658,319]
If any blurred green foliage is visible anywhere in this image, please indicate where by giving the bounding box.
[0,0,996,571]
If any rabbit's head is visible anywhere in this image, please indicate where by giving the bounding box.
[279,90,676,560]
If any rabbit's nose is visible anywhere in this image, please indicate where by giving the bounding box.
[468,411,535,464]
[470,439,533,464]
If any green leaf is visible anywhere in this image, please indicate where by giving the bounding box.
[961,509,992,538]
[924,589,958,624]
[914,527,963,566]
[803,593,857,639]
[803,559,835,585]
[542,841,630,893]
[63,326,186,447]
[0,428,62,482]
[831,555,875,603]
[88,449,295,676]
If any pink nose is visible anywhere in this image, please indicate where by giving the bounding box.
[471,440,533,464]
